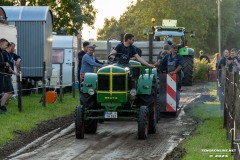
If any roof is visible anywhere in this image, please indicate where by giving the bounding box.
[52,35,76,49]
[1,6,53,22]
[154,31,184,37]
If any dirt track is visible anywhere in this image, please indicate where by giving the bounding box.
[8,86,203,160]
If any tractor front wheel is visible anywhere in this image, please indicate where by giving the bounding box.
[75,105,84,139]
[138,106,149,139]
[138,94,156,134]
[80,93,98,134]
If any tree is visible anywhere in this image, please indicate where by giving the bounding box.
[96,0,240,55]
[1,0,96,35]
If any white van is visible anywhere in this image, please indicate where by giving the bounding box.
[51,35,77,90]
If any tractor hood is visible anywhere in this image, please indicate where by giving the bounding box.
[97,65,128,74]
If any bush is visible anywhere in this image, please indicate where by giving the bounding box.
[193,61,210,83]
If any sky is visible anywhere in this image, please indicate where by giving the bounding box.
[81,0,137,40]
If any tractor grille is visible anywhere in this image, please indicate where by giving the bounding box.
[113,75,126,91]
[98,75,109,90]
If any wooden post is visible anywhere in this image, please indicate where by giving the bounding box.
[60,63,63,102]
[72,60,75,98]
[17,68,22,112]
[148,33,153,63]
[234,72,240,159]
[42,61,46,107]
[223,67,227,129]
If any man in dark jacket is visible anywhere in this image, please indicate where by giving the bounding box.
[160,43,184,109]
[0,41,20,114]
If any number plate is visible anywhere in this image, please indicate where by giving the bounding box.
[104,112,117,118]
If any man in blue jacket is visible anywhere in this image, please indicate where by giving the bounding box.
[80,46,105,75]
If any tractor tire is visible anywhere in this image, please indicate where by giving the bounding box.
[138,94,156,134]
[182,55,194,86]
[80,93,98,134]
[138,106,149,140]
[75,106,84,139]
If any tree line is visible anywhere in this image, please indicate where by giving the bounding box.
[97,0,240,55]
[0,0,96,35]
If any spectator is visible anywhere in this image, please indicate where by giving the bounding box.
[218,49,229,70]
[77,42,104,91]
[80,46,106,76]
[233,50,240,71]
[154,43,171,70]
[199,50,210,64]
[77,41,90,87]
[226,48,237,72]
[212,53,219,70]
[0,39,11,105]
[109,33,153,67]
[160,43,184,108]
[0,39,19,114]
[9,42,21,69]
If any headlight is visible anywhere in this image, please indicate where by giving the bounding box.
[130,89,137,96]
[88,89,95,95]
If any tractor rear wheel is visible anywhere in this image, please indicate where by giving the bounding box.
[138,106,149,139]
[138,94,156,134]
[80,93,98,134]
[182,55,194,86]
[75,105,84,139]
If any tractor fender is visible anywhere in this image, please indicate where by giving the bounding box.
[82,73,97,93]
[137,74,154,95]
[179,47,194,56]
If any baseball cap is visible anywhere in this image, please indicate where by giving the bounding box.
[88,46,95,51]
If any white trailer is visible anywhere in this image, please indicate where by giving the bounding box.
[51,35,77,89]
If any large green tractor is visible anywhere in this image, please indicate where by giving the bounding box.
[152,19,195,86]
[75,55,159,140]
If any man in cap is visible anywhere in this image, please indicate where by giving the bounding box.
[160,43,184,109]
[80,46,106,75]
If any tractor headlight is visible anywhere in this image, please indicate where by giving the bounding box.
[130,89,137,96]
[88,89,95,95]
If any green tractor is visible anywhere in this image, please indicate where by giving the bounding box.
[151,19,195,86]
[75,54,159,139]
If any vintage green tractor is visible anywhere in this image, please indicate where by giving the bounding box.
[151,19,195,86]
[75,54,159,140]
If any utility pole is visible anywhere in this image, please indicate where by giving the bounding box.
[218,0,222,57]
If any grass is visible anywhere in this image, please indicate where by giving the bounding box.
[0,91,79,147]
[181,83,233,160]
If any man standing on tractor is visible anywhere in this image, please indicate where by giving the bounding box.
[109,33,154,67]
[160,43,184,108]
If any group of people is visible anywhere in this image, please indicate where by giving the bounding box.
[0,38,21,114]
[77,33,183,107]
[218,48,240,72]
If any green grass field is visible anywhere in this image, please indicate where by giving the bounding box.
[0,92,79,147]
[181,83,234,160]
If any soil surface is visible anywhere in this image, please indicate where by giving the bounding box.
[0,115,75,159]
[0,83,214,160]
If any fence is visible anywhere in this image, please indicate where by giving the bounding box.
[219,68,240,159]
